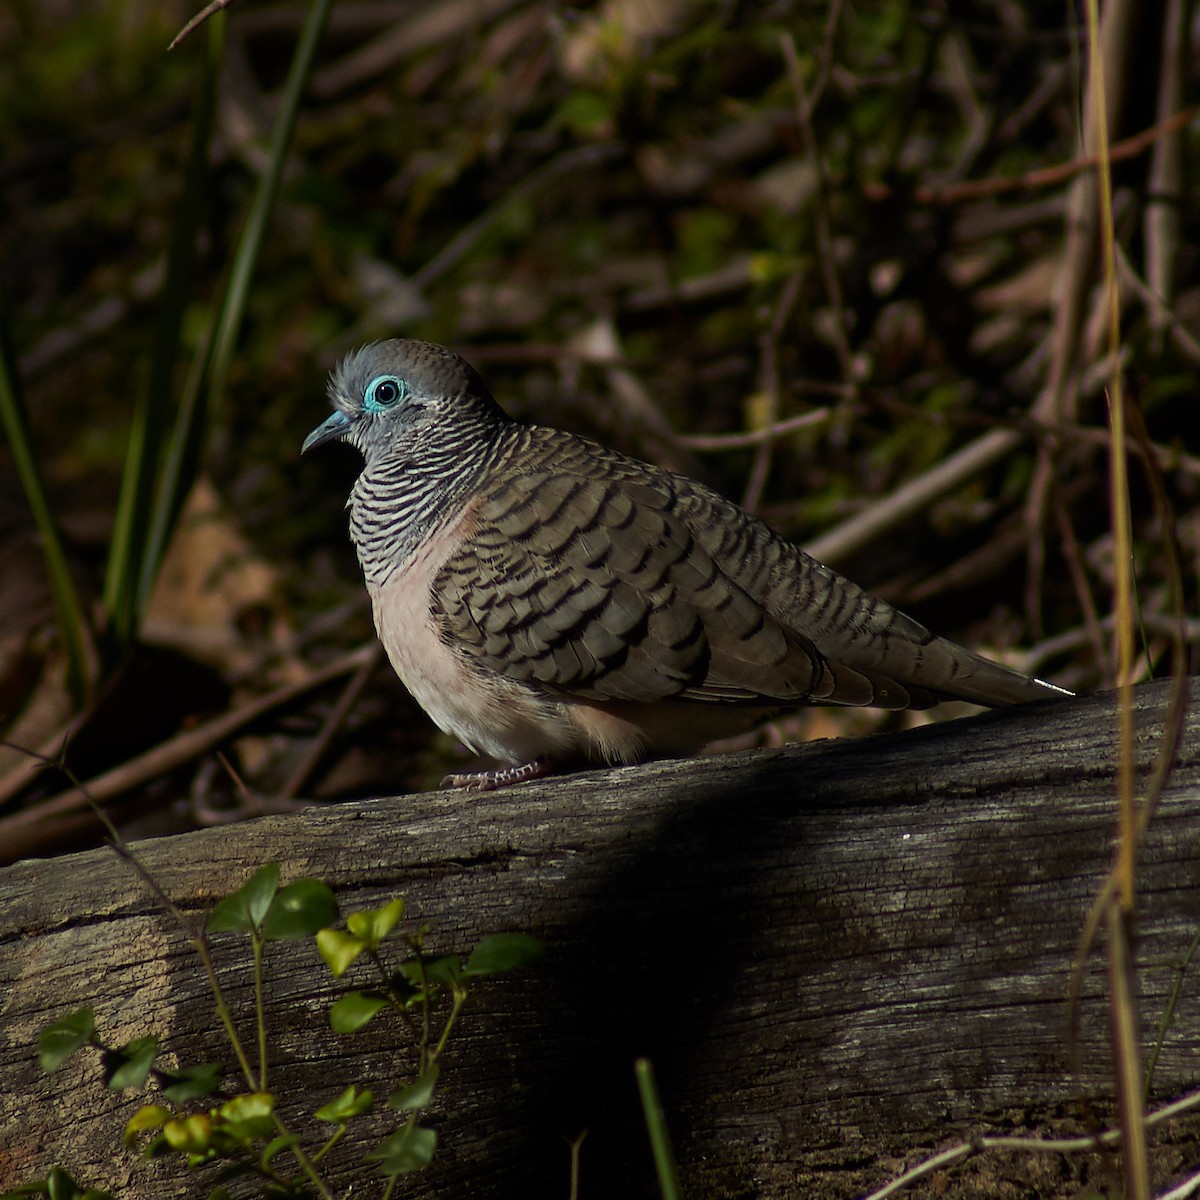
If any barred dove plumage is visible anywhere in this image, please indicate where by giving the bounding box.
[303,339,1068,789]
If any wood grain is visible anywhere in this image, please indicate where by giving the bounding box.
[1,679,1198,1198]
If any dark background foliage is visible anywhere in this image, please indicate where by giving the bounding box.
[1,0,1196,856]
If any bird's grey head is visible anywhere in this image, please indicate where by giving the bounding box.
[301,339,506,463]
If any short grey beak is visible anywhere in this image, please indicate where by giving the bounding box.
[302,409,353,454]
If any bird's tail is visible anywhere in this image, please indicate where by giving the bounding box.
[911,635,1071,707]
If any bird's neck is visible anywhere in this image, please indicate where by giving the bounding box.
[348,416,510,586]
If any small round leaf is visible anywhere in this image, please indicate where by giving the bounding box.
[161,1062,222,1104]
[163,1113,213,1153]
[207,863,280,934]
[367,1122,437,1174]
[123,1105,172,1147]
[38,1009,95,1073]
[464,933,543,976]
[103,1035,158,1090]
[389,1063,439,1112]
[316,928,367,977]
[315,1084,375,1123]
[329,990,388,1033]
[261,878,338,942]
[346,897,406,946]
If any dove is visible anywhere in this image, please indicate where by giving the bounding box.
[303,339,1068,789]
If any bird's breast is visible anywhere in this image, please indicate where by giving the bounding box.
[363,507,583,764]
[348,462,450,588]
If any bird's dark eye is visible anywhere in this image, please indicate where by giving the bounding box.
[364,374,408,412]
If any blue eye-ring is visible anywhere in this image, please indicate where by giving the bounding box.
[364,374,408,412]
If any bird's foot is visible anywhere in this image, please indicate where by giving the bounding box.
[441,759,551,791]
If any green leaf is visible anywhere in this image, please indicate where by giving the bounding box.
[329,990,388,1033]
[316,928,368,977]
[243,863,282,927]
[385,969,420,1002]
[206,892,252,935]
[397,960,426,988]
[46,1166,115,1200]
[464,933,543,977]
[45,1169,75,1200]
[556,90,613,137]
[103,1035,158,1090]
[389,1063,439,1112]
[422,955,464,989]
[260,1133,301,1169]
[124,1105,172,1147]
[38,1009,94,1073]
[346,897,405,947]
[218,1092,275,1120]
[216,1092,276,1140]
[2,1167,113,1200]
[636,1058,682,1200]
[0,298,93,701]
[140,1133,173,1160]
[207,864,280,934]
[0,1183,46,1199]
[163,1113,213,1153]
[261,878,338,942]
[160,1062,222,1103]
[367,1122,437,1174]
[101,0,221,648]
[315,1084,374,1123]
[136,0,337,624]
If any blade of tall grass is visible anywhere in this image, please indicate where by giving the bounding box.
[0,291,94,701]
[102,12,224,646]
[134,0,336,627]
[1084,0,1148,1196]
[635,1058,682,1200]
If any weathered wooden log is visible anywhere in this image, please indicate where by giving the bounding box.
[1,679,1197,1198]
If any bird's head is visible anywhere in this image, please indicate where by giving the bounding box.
[302,339,505,463]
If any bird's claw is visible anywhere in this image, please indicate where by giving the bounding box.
[441,759,550,791]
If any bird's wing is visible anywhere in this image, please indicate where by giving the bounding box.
[673,458,1065,708]
[432,430,913,707]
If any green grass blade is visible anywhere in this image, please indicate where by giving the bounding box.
[210,0,337,401]
[136,0,336,617]
[0,292,93,700]
[102,11,223,645]
[635,1058,683,1200]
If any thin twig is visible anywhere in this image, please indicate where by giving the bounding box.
[168,0,237,50]
[780,387,1200,572]
[278,643,382,801]
[0,644,377,840]
[413,142,623,293]
[780,31,856,387]
[863,106,1198,206]
[1051,488,1108,678]
[807,0,844,110]
[674,407,833,452]
[742,273,802,512]
[865,388,1200,481]
[1024,0,1135,635]
[1157,1167,1200,1200]
[1117,245,1200,367]
[861,1087,1200,1200]
[805,425,1022,567]
[1143,0,1186,352]
[308,0,526,98]
[1144,928,1200,1103]
[1025,612,1200,670]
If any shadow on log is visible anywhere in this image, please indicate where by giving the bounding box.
[1,679,1199,1198]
